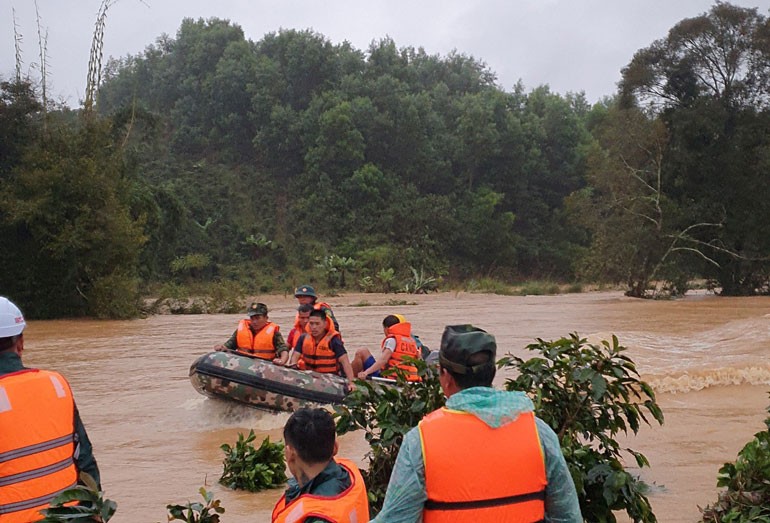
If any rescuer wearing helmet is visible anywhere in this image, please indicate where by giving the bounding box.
[0,297,101,522]
[294,284,340,333]
[370,325,582,523]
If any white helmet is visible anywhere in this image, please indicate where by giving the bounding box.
[0,297,26,337]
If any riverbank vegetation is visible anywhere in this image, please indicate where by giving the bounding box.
[2,2,770,319]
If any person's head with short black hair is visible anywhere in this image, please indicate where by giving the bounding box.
[308,309,330,339]
[438,325,496,391]
[284,407,336,464]
[382,315,400,329]
[297,303,314,314]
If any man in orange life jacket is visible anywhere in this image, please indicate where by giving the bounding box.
[294,284,340,333]
[286,309,356,391]
[351,315,421,382]
[272,407,369,523]
[286,303,313,352]
[371,325,582,523]
[0,297,101,522]
[214,302,289,365]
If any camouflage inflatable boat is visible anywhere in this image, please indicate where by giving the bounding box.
[189,351,348,412]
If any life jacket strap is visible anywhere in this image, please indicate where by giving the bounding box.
[425,489,545,511]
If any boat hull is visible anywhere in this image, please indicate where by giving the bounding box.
[190,351,348,412]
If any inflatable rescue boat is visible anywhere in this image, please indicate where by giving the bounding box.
[190,350,349,412]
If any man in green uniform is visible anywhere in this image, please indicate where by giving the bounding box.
[214,302,289,364]
[294,284,340,332]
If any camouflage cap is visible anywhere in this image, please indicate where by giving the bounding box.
[247,302,268,317]
[294,285,317,298]
[439,325,496,375]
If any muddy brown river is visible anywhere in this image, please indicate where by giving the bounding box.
[21,290,770,522]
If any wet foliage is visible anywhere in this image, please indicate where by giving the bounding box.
[499,333,664,523]
[219,430,287,492]
[700,397,770,522]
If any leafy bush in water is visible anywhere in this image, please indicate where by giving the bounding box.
[499,333,664,523]
[335,360,445,514]
[164,488,225,523]
[39,473,116,522]
[220,430,287,492]
[700,398,770,522]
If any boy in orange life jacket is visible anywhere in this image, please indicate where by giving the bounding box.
[286,309,356,391]
[286,303,313,352]
[214,302,289,364]
[370,325,582,523]
[272,407,369,523]
[351,314,421,381]
[0,297,101,522]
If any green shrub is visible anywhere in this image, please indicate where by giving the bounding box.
[219,430,287,492]
[164,488,225,523]
[515,280,562,295]
[466,277,515,295]
[335,360,444,514]
[39,473,116,522]
[499,333,664,523]
[699,397,770,522]
[87,271,141,319]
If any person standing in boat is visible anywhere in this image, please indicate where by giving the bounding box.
[272,407,369,523]
[214,302,290,365]
[351,314,422,382]
[287,309,356,391]
[294,284,340,333]
[0,297,101,522]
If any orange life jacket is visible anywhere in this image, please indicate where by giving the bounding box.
[298,316,340,373]
[308,302,339,333]
[271,458,369,523]
[0,369,79,523]
[383,322,420,382]
[235,319,279,360]
[418,408,547,523]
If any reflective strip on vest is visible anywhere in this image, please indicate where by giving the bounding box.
[419,408,547,523]
[0,435,75,466]
[0,369,78,521]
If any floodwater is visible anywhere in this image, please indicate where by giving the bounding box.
[21,290,770,522]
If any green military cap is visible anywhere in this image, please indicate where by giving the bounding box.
[247,302,268,317]
[438,325,496,375]
[294,285,317,298]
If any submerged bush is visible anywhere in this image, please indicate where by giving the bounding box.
[499,333,664,522]
[164,488,225,523]
[699,397,770,522]
[219,430,287,492]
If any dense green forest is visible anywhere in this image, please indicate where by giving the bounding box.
[1,2,770,318]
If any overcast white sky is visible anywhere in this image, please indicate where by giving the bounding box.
[2,0,769,107]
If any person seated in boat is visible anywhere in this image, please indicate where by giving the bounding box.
[214,302,289,365]
[286,303,313,353]
[287,309,356,390]
[351,314,422,382]
[272,407,369,523]
[294,284,340,333]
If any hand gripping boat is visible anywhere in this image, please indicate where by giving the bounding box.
[190,351,349,412]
